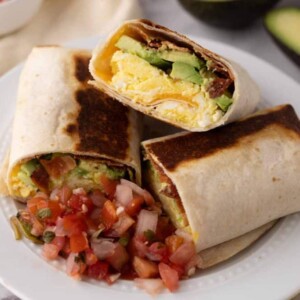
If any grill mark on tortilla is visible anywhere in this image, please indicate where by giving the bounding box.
[146,105,300,171]
[75,87,129,159]
[65,124,78,135]
[74,54,93,83]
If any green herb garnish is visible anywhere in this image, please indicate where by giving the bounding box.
[119,236,129,247]
[144,229,156,242]
[43,231,55,243]
[37,208,52,219]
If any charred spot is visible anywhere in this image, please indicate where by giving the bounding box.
[146,105,300,171]
[74,55,93,83]
[65,124,77,135]
[75,87,129,159]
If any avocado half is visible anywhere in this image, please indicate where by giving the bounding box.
[265,7,300,67]
[178,0,281,29]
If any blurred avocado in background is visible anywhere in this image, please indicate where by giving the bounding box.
[265,7,300,67]
[178,0,281,29]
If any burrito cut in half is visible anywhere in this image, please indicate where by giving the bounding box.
[3,46,141,202]
[142,104,300,251]
[89,19,260,132]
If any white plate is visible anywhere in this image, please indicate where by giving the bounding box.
[1,36,300,300]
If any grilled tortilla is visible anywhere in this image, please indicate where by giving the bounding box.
[142,104,300,252]
[89,19,260,132]
[1,47,141,201]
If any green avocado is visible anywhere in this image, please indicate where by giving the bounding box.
[115,35,170,69]
[215,94,233,112]
[265,7,300,67]
[115,35,204,70]
[178,0,281,29]
[159,50,204,69]
[20,159,39,176]
[170,61,203,85]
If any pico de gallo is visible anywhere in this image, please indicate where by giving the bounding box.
[10,177,202,295]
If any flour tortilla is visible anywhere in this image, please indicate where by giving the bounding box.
[142,104,300,251]
[89,19,260,132]
[2,46,141,200]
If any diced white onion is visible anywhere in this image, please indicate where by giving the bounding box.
[115,184,133,207]
[135,209,158,236]
[134,278,164,296]
[91,239,116,260]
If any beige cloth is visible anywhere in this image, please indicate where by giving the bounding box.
[0,0,142,76]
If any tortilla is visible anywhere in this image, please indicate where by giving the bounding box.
[89,19,260,132]
[142,104,300,252]
[2,46,141,201]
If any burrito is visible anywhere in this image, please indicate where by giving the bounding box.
[89,19,260,132]
[4,46,141,202]
[142,104,300,251]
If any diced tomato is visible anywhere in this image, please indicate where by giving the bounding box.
[67,194,94,214]
[87,260,109,280]
[133,256,159,279]
[27,197,48,215]
[165,235,184,255]
[63,214,88,236]
[85,249,98,266]
[70,232,89,253]
[111,213,135,236]
[106,243,129,271]
[142,190,155,206]
[58,185,72,203]
[125,195,144,217]
[156,217,176,241]
[100,176,118,199]
[30,216,44,236]
[169,242,196,266]
[42,243,60,260]
[158,263,179,292]
[129,236,148,258]
[101,200,118,230]
[51,236,66,251]
[47,200,63,223]
[61,237,71,257]
[66,253,86,279]
[146,242,168,262]
[168,263,185,278]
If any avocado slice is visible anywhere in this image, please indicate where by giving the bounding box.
[265,7,300,67]
[115,35,171,69]
[214,94,233,112]
[178,0,280,29]
[115,35,204,70]
[170,61,203,85]
[159,50,204,69]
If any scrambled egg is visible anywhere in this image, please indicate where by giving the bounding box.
[110,50,223,128]
[11,166,37,198]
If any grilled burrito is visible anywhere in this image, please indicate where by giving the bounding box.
[2,46,141,202]
[89,19,260,132]
[142,104,300,251]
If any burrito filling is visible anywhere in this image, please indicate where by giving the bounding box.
[11,154,134,199]
[110,35,233,128]
[143,159,188,230]
[11,178,202,293]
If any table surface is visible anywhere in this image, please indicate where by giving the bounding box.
[1,0,299,299]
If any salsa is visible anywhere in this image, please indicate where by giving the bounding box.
[11,177,202,295]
